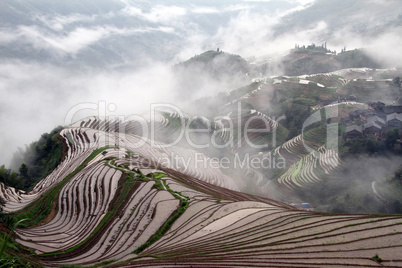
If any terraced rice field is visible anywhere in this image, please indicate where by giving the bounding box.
[257,125,327,171]
[298,73,347,87]
[129,209,402,267]
[1,117,401,267]
[231,109,289,154]
[277,146,340,189]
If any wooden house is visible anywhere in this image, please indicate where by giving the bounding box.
[367,116,386,127]
[364,122,382,136]
[387,113,402,128]
[346,125,363,139]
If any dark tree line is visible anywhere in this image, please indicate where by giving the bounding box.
[342,129,401,156]
[0,126,64,191]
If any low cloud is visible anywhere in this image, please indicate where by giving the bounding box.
[122,5,187,24]
[1,0,401,167]
[0,25,175,55]
[191,7,220,14]
[212,10,328,60]
[364,29,402,67]
[23,25,111,54]
[34,13,98,31]
[0,57,226,165]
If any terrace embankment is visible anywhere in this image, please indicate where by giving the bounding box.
[0,117,401,267]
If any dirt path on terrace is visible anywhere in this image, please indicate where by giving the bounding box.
[372,181,386,202]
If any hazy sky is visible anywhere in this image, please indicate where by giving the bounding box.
[0,0,308,165]
[0,0,401,166]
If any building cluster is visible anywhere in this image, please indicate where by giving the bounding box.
[345,102,402,139]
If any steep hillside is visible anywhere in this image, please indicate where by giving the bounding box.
[0,117,401,267]
[173,50,252,100]
[282,47,382,76]
[175,50,251,77]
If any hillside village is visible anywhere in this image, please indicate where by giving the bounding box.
[345,102,402,142]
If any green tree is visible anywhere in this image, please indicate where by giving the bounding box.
[385,129,399,150]
[3,125,64,191]
[18,164,28,179]
[365,139,378,154]
[349,138,363,154]
[0,165,8,183]
[392,166,402,183]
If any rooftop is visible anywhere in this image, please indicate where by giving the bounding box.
[387,113,402,122]
[367,116,385,125]
[346,125,363,133]
[364,122,381,130]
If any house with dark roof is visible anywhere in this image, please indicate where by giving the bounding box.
[364,122,382,136]
[349,109,376,121]
[369,104,402,118]
[367,116,386,127]
[346,125,363,139]
[359,110,376,121]
[383,106,402,115]
[349,111,360,120]
[387,113,402,128]
[369,101,385,111]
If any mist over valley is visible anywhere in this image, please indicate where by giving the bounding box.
[0,0,402,267]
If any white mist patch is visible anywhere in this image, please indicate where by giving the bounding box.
[0,60,189,166]
[1,0,400,167]
[122,5,187,23]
